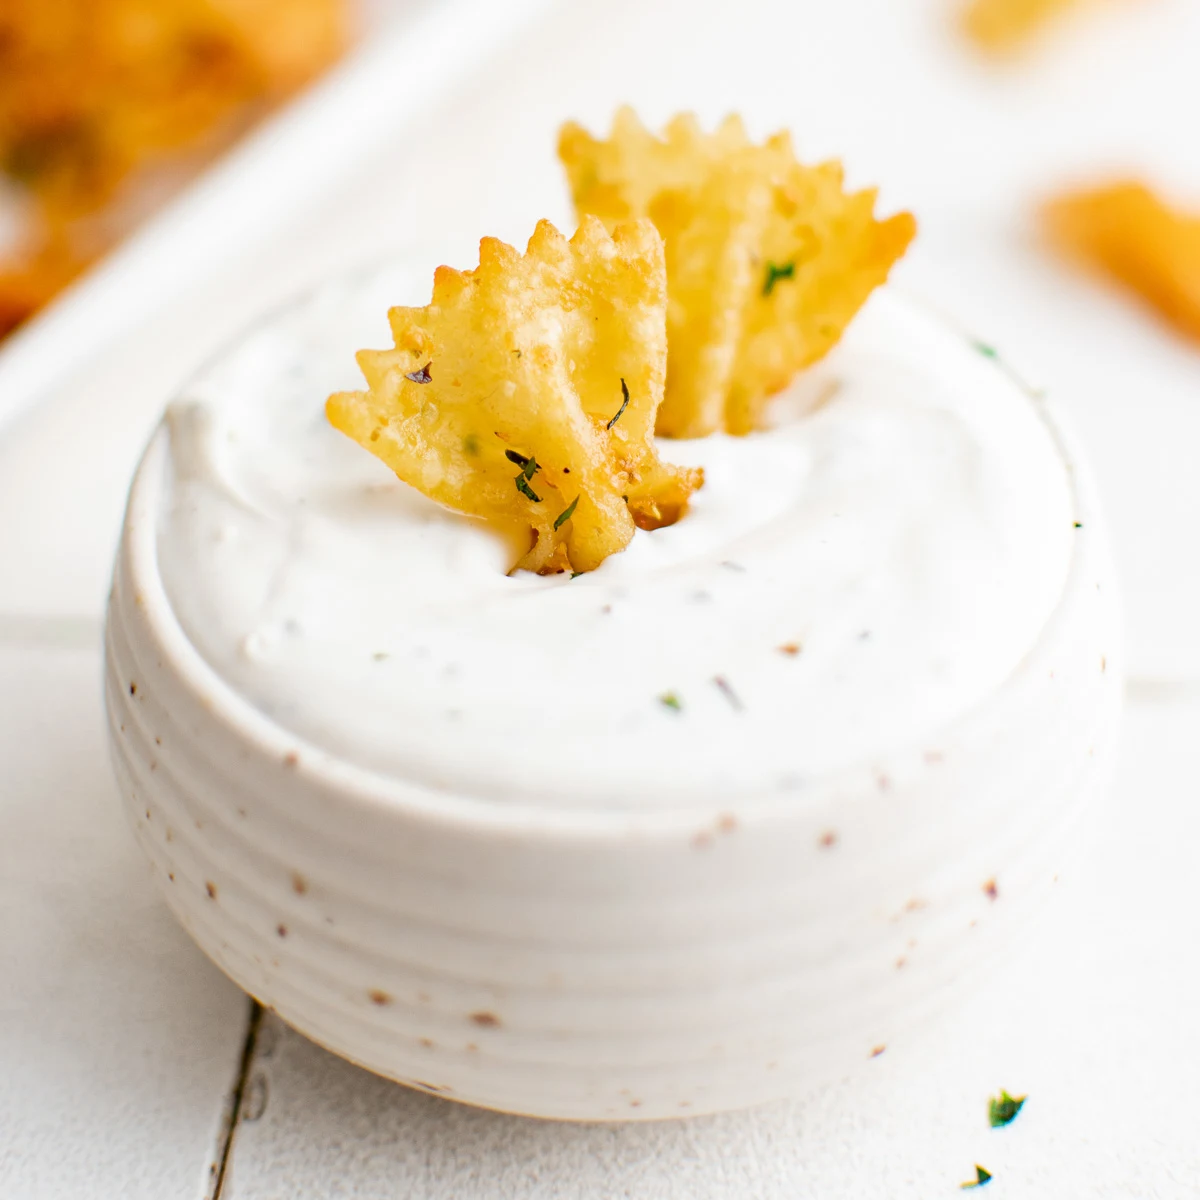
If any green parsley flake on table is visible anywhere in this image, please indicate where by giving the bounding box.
[961,1165,993,1189]
[989,1089,1026,1128]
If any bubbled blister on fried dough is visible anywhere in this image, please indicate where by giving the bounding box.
[559,109,916,437]
[327,217,703,575]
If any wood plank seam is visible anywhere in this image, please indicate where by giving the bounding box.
[206,999,265,1200]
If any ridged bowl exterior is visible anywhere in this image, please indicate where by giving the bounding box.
[105,400,1121,1121]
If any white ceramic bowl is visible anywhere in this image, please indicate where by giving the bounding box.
[104,294,1121,1122]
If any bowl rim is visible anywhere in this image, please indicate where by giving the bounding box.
[110,283,1112,842]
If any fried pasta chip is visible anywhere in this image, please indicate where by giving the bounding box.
[0,0,345,211]
[327,217,703,575]
[0,0,346,335]
[1043,182,1200,343]
[961,0,1094,52]
[559,109,915,437]
[0,244,81,339]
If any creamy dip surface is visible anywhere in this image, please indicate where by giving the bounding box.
[156,265,1076,811]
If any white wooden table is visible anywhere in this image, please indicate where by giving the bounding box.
[2,1,1199,1195]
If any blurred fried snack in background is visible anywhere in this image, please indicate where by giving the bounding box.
[961,0,1133,54]
[0,0,347,338]
[1044,181,1200,343]
[328,217,703,575]
[963,0,1084,51]
[559,109,914,438]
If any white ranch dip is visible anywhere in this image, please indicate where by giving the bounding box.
[156,266,1075,812]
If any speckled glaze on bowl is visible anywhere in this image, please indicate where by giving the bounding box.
[104,304,1121,1122]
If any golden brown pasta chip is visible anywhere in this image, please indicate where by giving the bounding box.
[559,109,915,437]
[327,217,703,575]
[1043,181,1200,343]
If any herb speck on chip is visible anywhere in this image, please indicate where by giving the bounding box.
[554,496,580,531]
[515,475,542,503]
[607,378,631,429]
[763,260,795,297]
[511,452,542,502]
[405,362,432,383]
